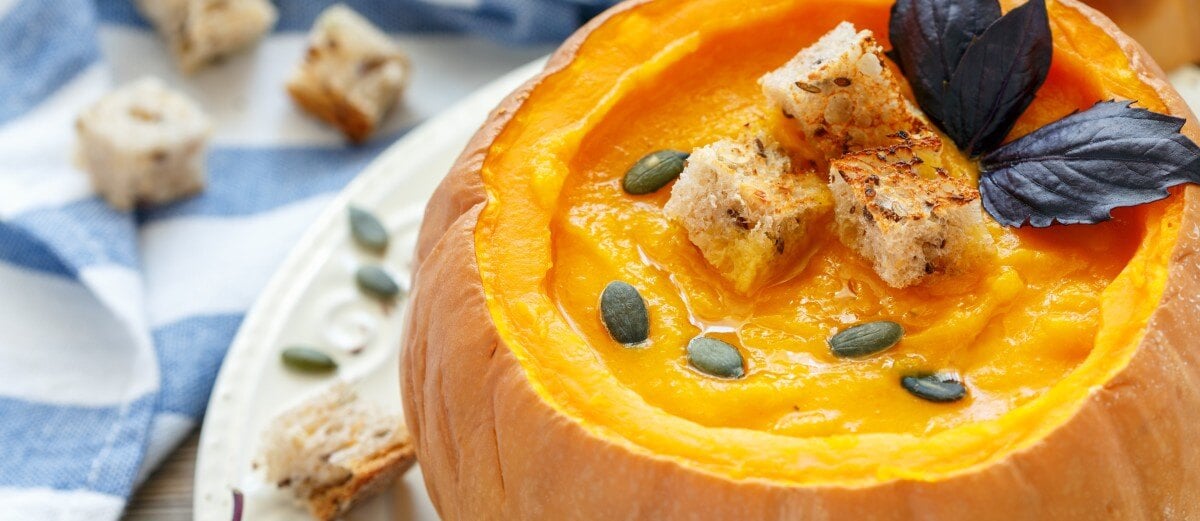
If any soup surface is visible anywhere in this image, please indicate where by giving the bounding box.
[475,0,1181,483]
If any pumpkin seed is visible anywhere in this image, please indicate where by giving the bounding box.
[622,150,689,195]
[828,321,904,358]
[901,374,967,403]
[687,337,745,379]
[281,346,337,373]
[356,265,400,301]
[600,281,649,345]
[348,206,389,253]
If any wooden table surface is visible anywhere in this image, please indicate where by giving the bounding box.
[122,431,199,521]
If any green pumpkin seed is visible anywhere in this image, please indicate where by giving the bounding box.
[901,374,967,403]
[600,281,649,345]
[622,150,689,195]
[348,206,389,253]
[356,265,401,301]
[281,347,337,373]
[687,337,745,379]
[829,321,904,358]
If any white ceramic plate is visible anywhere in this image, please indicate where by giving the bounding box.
[193,58,545,521]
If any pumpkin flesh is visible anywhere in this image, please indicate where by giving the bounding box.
[474,0,1182,486]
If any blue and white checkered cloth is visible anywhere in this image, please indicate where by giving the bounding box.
[0,1,609,518]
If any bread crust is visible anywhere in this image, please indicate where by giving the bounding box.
[287,81,375,143]
[401,1,1200,519]
[307,441,417,521]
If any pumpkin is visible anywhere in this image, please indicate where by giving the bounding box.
[401,0,1200,518]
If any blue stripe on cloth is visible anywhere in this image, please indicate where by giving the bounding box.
[6,127,411,272]
[151,313,243,418]
[0,0,99,123]
[90,0,148,29]
[0,394,154,496]
[0,223,73,277]
[95,0,607,42]
[11,198,139,271]
[139,128,409,222]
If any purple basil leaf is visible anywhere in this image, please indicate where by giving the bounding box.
[944,0,1052,156]
[980,101,1200,227]
[889,0,1001,125]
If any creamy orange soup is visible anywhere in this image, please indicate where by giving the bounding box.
[476,0,1182,483]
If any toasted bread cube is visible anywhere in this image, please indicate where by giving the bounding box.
[761,22,926,158]
[75,78,211,211]
[287,5,411,143]
[829,134,993,288]
[135,0,277,73]
[665,133,832,293]
[259,384,417,521]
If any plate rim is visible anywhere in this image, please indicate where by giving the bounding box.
[191,57,546,520]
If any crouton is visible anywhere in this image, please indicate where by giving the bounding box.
[664,132,833,293]
[259,384,417,521]
[135,0,277,73]
[829,133,993,288]
[75,77,210,211]
[286,4,411,143]
[760,22,927,158]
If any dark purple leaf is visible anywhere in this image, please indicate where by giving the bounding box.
[944,0,1052,156]
[980,101,1200,227]
[231,489,244,521]
[889,0,1001,125]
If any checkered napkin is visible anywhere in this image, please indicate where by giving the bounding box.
[0,0,608,518]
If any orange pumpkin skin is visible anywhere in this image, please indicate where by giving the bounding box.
[401,1,1200,519]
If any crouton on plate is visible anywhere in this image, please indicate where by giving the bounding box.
[259,383,417,521]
